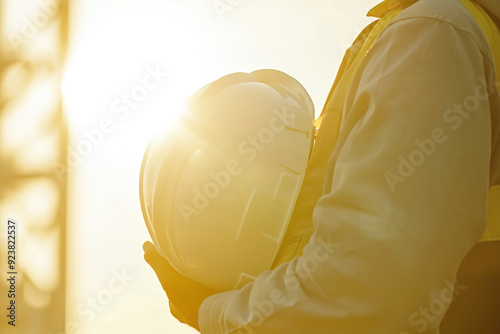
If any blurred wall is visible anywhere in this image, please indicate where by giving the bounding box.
[0,0,68,333]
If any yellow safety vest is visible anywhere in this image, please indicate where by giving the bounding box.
[459,0,500,242]
[272,0,500,268]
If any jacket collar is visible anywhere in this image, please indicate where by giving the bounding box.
[368,0,500,20]
[367,0,416,18]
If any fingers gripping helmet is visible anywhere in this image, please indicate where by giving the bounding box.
[139,69,314,292]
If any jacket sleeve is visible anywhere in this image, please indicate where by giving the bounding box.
[198,13,495,334]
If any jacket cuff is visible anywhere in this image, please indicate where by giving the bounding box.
[199,290,238,333]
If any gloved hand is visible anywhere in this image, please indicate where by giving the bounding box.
[143,241,215,331]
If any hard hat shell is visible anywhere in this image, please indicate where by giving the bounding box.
[140,69,314,292]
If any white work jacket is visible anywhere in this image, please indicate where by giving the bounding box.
[199,0,500,332]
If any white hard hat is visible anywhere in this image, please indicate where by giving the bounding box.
[139,69,314,292]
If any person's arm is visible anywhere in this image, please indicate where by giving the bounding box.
[199,12,496,334]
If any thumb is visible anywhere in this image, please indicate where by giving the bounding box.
[142,241,214,296]
[143,241,182,290]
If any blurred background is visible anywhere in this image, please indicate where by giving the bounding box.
[0,0,378,333]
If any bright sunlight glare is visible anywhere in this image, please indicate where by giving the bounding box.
[62,1,221,133]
